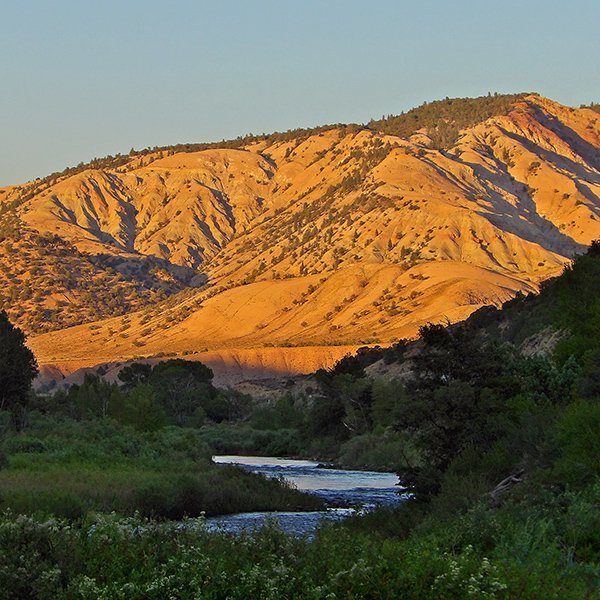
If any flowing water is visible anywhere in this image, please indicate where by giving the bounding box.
[207,455,405,536]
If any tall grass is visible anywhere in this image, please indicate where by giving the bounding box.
[0,461,322,519]
[0,416,323,519]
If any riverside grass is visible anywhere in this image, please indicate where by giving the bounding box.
[0,460,323,520]
[0,416,323,520]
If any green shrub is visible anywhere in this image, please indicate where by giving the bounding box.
[338,431,418,472]
[3,435,48,454]
[0,502,598,599]
[553,398,600,487]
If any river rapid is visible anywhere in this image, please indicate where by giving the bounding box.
[207,456,405,536]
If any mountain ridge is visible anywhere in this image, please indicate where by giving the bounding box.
[2,93,599,386]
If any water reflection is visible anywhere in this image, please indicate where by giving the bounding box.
[213,455,399,493]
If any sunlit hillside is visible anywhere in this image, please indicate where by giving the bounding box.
[2,93,600,386]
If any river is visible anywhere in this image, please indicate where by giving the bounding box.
[207,455,405,536]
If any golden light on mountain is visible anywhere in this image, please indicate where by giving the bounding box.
[2,94,599,387]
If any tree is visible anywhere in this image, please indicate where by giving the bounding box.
[71,373,122,420]
[121,383,167,432]
[395,323,520,500]
[0,311,38,428]
[203,389,253,423]
[118,362,153,390]
[310,371,373,440]
[149,359,216,426]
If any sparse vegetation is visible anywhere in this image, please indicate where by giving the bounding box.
[0,228,196,334]
[2,92,595,347]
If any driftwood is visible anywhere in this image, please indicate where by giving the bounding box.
[488,469,525,501]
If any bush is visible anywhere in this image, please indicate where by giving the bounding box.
[338,431,418,472]
[3,436,48,454]
[552,398,600,487]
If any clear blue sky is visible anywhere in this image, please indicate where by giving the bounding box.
[1,0,599,187]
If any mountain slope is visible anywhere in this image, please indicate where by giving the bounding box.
[4,93,599,380]
[18,150,272,268]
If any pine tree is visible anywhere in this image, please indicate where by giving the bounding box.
[0,311,38,428]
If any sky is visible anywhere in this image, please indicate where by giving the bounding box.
[1,0,599,187]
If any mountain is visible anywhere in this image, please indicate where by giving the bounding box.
[2,93,600,386]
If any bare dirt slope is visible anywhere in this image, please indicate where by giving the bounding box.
[6,94,600,385]
[34,345,362,392]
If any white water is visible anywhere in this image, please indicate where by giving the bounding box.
[208,455,404,536]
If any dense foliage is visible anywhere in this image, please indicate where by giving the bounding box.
[0,487,599,599]
[40,359,252,430]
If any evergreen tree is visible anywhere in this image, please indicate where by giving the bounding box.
[0,310,38,428]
